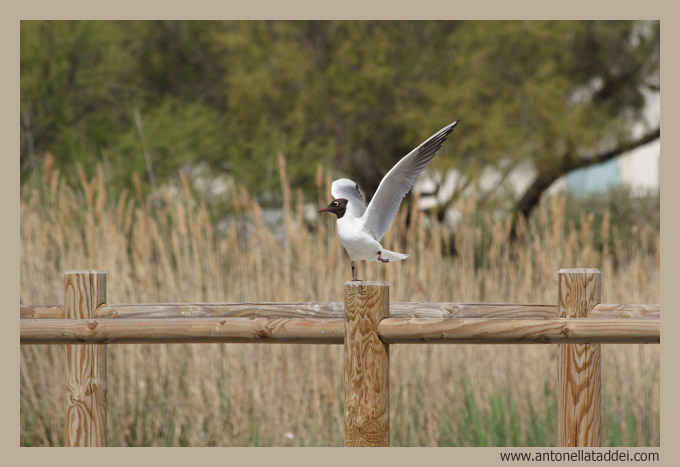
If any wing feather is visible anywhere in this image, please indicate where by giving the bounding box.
[361,121,459,240]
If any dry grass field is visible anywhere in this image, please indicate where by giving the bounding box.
[20,157,659,446]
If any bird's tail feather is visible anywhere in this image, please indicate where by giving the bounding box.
[380,249,408,262]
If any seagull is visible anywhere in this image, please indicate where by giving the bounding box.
[319,121,459,280]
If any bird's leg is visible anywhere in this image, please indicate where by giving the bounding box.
[351,261,360,281]
[377,251,389,263]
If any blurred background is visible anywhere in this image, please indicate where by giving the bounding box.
[20,20,659,447]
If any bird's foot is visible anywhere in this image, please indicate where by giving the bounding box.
[377,251,389,263]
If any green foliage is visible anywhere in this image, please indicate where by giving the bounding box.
[390,379,657,447]
[21,20,659,208]
[21,21,132,176]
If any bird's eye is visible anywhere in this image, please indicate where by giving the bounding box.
[332,201,338,206]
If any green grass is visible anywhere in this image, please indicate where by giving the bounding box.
[391,378,556,447]
[389,377,658,447]
[20,375,658,447]
[602,375,659,448]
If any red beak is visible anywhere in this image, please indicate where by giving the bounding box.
[318,206,332,213]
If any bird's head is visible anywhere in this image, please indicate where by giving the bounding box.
[331,178,363,201]
[318,198,348,218]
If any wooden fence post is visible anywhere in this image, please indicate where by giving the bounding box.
[344,281,390,446]
[557,268,602,447]
[65,270,107,446]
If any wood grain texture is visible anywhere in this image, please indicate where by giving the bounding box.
[344,281,390,447]
[20,316,659,345]
[558,269,602,447]
[64,271,107,447]
[94,302,558,319]
[378,317,659,344]
[591,303,659,319]
[22,302,660,320]
[20,304,64,319]
[21,317,344,344]
[95,302,345,319]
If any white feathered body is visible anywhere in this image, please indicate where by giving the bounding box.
[335,209,408,262]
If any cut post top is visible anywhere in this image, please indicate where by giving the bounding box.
[344,281,389,287]
[64,270,106,275]
[558,268,601,274]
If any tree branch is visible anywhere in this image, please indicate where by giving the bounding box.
[583,127,660,168]
[510,126,660,240]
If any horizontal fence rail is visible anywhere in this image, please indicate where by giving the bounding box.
[20,302,660,320]
[378,317,659,344]
[20,315,659,345]
[19,269,660,448]
[21,317,346,345]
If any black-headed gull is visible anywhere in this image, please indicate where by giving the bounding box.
[319,121,459,280]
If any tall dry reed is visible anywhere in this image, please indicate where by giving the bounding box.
[20,155,659,446]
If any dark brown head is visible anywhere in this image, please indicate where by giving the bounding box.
[318,198,348,219]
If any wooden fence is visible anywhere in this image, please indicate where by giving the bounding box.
[19,268,660,447]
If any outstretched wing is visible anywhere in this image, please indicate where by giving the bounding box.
[362,121,459,240]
